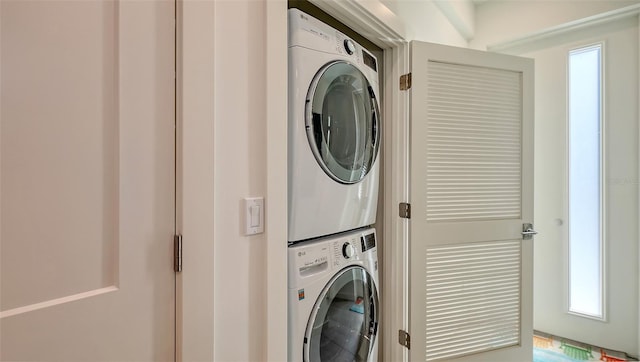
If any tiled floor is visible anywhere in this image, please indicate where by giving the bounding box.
[534,331,637,362]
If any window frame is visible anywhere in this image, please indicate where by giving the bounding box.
[566,42,607,321]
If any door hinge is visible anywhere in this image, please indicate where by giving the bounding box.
[400,73,412,90]
[174,234,183,273]
[398,329,411,349]
[399,202,411,219]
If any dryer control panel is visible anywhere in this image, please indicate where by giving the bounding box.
[334,32,361,64]
[288,8,378,75]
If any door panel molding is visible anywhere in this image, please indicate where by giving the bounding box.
[1,1,176,359]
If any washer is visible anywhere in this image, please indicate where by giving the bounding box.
[288,227,380,362]
[288,9,381,243]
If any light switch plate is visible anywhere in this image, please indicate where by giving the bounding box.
[244,197,264,235]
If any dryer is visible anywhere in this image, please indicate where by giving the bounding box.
[288,227,380,362]
[288,9,381,242]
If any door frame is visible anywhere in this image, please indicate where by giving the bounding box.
[306,2,411,361]
[176,1,216,360]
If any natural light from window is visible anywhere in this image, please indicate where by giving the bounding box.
[568,44,603,319]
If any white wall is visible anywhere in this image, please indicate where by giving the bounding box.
[471,0,640,50]
[181,1,284,361]
[178,1,287,361]
[470,1,640,357]
[213,1,269,361]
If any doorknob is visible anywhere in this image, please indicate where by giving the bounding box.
[522,223,538,240]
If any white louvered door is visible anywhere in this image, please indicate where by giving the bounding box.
[409,42,534,362]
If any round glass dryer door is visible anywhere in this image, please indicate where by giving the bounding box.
[304,266,379,362]
[306,61,380,184]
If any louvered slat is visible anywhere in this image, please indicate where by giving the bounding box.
[425,240,521,361]
[426,61,522,222]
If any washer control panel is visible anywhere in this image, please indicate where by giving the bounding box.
[361,232,376,252]
[342,242,355,258]
[288,228,377,286]
[333,235,360,265]
[293,244,330,279]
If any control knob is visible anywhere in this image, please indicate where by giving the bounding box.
[342,242,355,259]
[344,39,356,55]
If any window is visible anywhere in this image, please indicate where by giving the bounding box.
[567,44,604,319]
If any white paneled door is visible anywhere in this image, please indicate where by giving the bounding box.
[1,1,176,360]
[409,42,534,362]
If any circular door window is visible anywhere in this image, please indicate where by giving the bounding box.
[304,266,379,362]
[306,61,380,184]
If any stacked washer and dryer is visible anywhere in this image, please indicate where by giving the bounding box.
[287,9,382,362]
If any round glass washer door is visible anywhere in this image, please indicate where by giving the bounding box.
[306,61,380,184]
[304,266,379,362]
